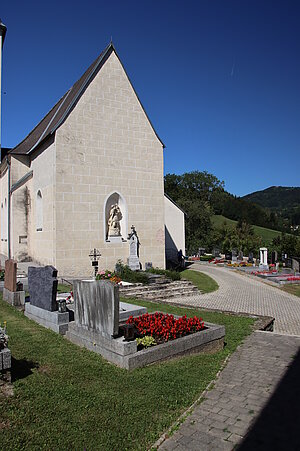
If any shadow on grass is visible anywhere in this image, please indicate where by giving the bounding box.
[11,357,39,382]
[180,261,194,270]
[238,347,300,450]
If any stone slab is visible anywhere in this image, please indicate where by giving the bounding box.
[4,259,17,292]
[119,301,147,322]
[3,287,25,307]
[66,321,225,370]
[28,266,58,312]
[124,322,225,370]
[0,348,11,370]
[74,280,119,337]
[25,303,69,335]
[66,322,137,356]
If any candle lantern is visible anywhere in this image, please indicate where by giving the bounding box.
[57,299,67,313]
[123,324,135,341]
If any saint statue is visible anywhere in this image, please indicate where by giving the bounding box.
[107,204,122,237]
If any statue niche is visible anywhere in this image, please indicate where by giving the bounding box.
[104,192,127,242]
[107,204,122,238]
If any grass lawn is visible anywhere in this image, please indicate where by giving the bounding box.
[181,269,219,293]
[57,283,72,293]
[0,296,254,450]
[212,214,283,246]
[281,284,300,298]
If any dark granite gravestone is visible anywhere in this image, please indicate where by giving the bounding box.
[237,250,244,261]
[225,251,232,261]
[198,248,206,256]
[248,252,254,263]
[4,259,17,292]
[232,249,238,262]
[28,266,58,311]
[285,258,292,269]
[212,247,221,258]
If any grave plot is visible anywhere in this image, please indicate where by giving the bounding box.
[66,279,225,370]
[3,259,25,307]
[25,266,69,335]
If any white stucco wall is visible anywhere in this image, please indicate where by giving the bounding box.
[54,50,165,276]
[0,165,9,257]
[164,195,185,258]
[26,142,56,265]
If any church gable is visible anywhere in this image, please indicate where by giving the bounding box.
[10,44,163,158]
[53,45,165,276]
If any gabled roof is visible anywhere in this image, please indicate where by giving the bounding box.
[11,43,164,156]
[164,193,187,216]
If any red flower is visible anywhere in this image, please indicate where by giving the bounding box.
[127,312,204,342]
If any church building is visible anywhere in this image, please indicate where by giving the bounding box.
[0,43,185,276]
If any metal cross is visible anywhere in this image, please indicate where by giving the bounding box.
[89,248,101,278]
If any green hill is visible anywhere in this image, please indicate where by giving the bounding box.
[212,215,282,246]
[243,186,300,210]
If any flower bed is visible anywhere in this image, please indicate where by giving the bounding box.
[96,269,121,284]
[126,312,205,345]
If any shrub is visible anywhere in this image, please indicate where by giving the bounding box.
[115,261,149,284]
[200,255,212,261]
[146,267,181,281]
[136,336,157,348]
[0,270,4,281]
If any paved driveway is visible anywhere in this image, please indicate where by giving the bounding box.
[158,331,300,450]
[175,263,300,335]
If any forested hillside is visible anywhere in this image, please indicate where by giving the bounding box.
[164,171,300,256]
[243,186,300,228]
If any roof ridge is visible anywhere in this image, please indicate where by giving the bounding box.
[9,91,69,154]
[10,42,165,156]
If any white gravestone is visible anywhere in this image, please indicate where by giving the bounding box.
[259,247,269,270]
[127,226,141,271]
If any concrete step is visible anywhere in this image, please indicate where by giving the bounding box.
[119,279,200,301]
[122,289,199,302]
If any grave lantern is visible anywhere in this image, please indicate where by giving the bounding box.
[89,248,101,279]
[122,324,135,341]
[57,299,67,313]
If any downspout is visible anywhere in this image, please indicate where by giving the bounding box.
[7,155,11,259]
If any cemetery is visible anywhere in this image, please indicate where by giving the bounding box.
[189,246,300,284]
[0,255,225,370]
[0,244,298,447]
[0,282,255,450]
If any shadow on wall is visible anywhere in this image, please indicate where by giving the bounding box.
[165,225,178,264]
[237,346,300,450]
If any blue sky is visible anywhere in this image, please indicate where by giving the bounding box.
[1,0,300,196]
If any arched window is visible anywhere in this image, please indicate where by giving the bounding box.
[36,190,43,231]
[104,192,127,242]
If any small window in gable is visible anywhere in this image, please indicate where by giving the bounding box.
[36,190,43,231]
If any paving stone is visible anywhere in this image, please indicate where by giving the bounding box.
[159,332,300,451]
[165,263,300,335]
